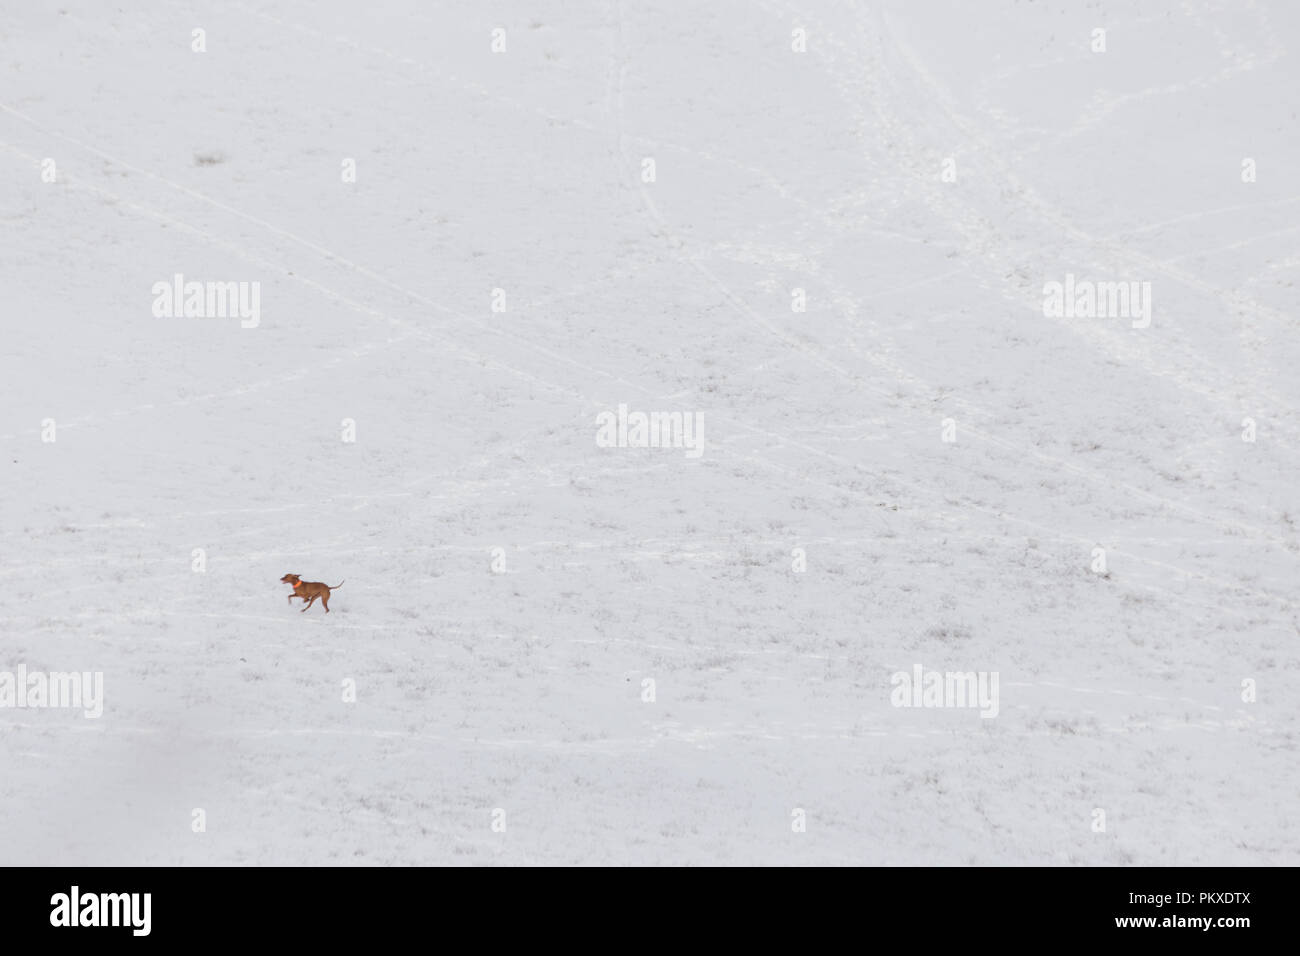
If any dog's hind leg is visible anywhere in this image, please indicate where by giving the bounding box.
[321,593,330,613]
[301,595,317,612]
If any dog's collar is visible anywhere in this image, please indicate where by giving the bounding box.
[290,580,303,589]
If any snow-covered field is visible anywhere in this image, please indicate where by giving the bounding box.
[2,0,1297,865]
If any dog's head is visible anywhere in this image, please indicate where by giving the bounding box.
[280,573,301,585]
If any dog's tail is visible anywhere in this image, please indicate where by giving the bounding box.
[329,581,345,590]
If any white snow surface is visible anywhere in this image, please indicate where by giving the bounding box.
[1,0,1298,865]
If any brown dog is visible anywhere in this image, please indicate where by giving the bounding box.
[280,574,345,613]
